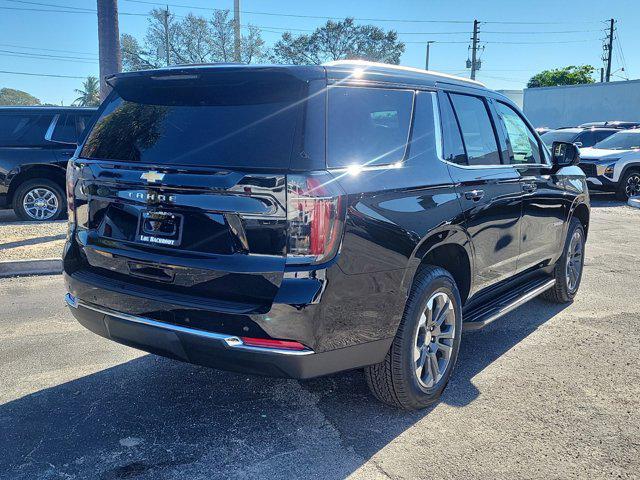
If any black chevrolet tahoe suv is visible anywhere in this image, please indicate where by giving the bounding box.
[63,62,589,409]
[0,106,97,221]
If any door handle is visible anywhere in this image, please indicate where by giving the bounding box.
[464,189,485,201]
[522,182,537,193]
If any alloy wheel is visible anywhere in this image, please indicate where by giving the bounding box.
[625,174,640,198]
[565,230,584,293]
[22,187,59,220]
[413,291,456,389]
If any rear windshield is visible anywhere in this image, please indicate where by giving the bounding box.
[80,76,307,169]
[0,113,54,147]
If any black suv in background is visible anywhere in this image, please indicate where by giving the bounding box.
[64,63,589,409]
[0,106,97,221]
[541,126,619,149]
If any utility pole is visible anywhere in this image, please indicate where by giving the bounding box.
[233,0,241,62]
[604,18,615,82]
[96,0,121,101]
[469,20,480,80]
[425,41,434,70]
[163,6,171,66]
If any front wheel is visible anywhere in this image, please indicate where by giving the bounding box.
[365,266,462,410]
[616,170,640,201]
[542,218,585,303]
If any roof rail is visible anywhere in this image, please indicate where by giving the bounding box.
[322,60,486,87]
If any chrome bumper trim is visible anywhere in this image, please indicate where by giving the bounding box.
[64,293,314,356]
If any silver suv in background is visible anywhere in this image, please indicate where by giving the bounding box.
[579,129,640,200]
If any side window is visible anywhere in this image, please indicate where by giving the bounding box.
[576,131,596,148]
[327,86,414,168]
[0,114,54,147]
[51,114,78,144]
[406,91,439,161]
[449,93,501,166]
[495,101,542,164]
[595,130,615,144]
[439,93,467,165]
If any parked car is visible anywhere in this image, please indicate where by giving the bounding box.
[535,126,552,136]
[63,62,589,409]
[578,128,640,200]
[0,106,97,221]
[541,126,619,149]
[578,121,640,129]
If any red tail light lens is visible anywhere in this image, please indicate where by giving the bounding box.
[240,337,308,351]
[65,160,78,224]
[286,174,345,266]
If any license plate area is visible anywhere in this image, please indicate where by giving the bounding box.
[136,210,184,247]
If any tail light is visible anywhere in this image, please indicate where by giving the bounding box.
[286,173,345,266]
[65,160,78,225]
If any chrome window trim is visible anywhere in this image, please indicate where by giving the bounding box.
[64,293,314,356]
[44,114,60,142]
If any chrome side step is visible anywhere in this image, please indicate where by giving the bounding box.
[462,278,556,332]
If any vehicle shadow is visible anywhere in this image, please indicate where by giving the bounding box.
[1,299,568,479]
[589,192,626,207]
[0,233,66,250]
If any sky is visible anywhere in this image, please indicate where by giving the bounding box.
[0,0,639,105]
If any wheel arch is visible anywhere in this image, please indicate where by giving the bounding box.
[403,227,474,306]
[570,201,590,239]
[7,164,66,206]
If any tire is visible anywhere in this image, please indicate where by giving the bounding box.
[365,266,463,410]
[542,218,585,303]
[615,170,640,201]
[13,179,66,222]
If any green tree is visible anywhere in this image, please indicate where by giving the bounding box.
[527,65,596,88]
[0,88,41,106]
[73,76,100,106]
[271,18,405,65]
[120,8,267,71]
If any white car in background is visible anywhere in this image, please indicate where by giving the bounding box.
[578,129,640,200]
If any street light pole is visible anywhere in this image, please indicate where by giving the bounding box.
[233,0,241,62]
[425,41,434,70]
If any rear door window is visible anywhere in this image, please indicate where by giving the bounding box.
[327,86,414,168]
[0,113,54,147]
[439,93,467,165]
[449,93,501,166]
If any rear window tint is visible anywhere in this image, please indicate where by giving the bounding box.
[449,93,501,166]
[51,114,78,144]
[0,113,54,147]
[327,87,414,168]
[81,84,306,169]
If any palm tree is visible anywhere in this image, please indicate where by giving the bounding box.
[74,76,101,106]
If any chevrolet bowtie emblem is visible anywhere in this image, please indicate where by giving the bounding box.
[140,171,165,183]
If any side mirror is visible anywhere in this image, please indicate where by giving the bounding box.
[551,141,580,167]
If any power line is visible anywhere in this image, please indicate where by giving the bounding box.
[0,69,89,79]
[0,43,97,57]
[0,49,98,63]
[122,0,600,25]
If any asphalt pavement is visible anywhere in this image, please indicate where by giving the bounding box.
[1,195,639,479]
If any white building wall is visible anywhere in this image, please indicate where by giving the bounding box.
[496,90,524,110]
[523,80,640,128]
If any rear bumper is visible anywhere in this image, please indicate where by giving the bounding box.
[65,293,391,379]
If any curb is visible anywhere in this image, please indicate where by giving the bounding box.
[0,259,62,278]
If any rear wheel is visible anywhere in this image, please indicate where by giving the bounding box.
[365,266,462,410]
[542,218,585,303]
[616,170,640,201]
[13,179,66,221]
